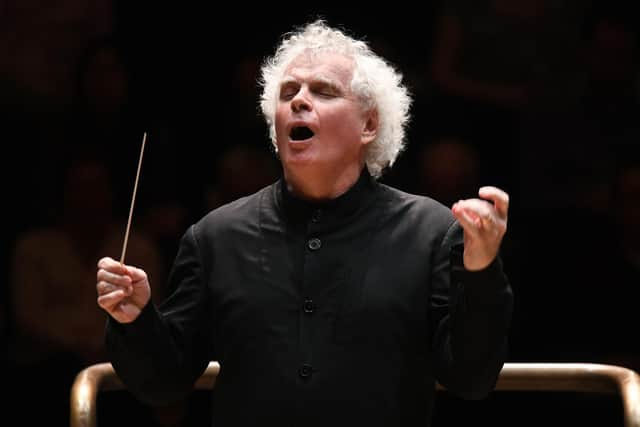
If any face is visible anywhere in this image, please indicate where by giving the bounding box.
[274,52,376,178]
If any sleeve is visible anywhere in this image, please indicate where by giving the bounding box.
[105,224,212,405]
[429,220,513,399]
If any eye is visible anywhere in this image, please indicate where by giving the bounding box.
[280,84,300,100]
[318,90,336,98]
[313,85,338,98]
[280,89,297,100]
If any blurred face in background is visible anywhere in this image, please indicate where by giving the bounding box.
[63,159,113,229]
[81,45,129,115]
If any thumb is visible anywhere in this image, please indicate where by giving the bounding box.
[123,265,147,283]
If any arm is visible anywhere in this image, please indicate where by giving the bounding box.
[430,186,513,399]
[97,225,211,404]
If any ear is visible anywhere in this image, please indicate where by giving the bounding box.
[361,109,378,145]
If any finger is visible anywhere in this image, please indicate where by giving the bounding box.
[125,265,148,283]
[97,257,128,274]
[455,199,507,238]
[97,281,132,296]
[96,269,133,287]
[455,198,495,224]
[97,289,127,311]
[478,186,509,218]
[452,202,481,237]
[97,281,115,296]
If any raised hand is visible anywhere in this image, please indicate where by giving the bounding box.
[451,186,509,271]
[96,257,151,323]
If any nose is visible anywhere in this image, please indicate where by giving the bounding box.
[291,89,312,113]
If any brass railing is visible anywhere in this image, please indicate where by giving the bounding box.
[70,362,640,427]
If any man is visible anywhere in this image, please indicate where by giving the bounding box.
[96,20,513,426]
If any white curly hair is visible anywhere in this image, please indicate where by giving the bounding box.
[259,20,412,178]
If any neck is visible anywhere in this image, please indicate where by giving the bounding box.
[284,164,364,201]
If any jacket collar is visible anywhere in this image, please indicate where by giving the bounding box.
[275,167,377,228]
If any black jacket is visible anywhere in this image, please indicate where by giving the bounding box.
[106,169,513,426]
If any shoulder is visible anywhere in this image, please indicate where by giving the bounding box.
[192,183,274,237]
[378,183,455,229]
[373,183,460,252]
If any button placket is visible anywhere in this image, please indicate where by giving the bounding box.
[300,210,322,385]
[311,209,322,223]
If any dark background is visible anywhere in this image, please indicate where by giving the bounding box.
[1,1,639,426]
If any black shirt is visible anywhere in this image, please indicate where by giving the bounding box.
[106,168,513,426]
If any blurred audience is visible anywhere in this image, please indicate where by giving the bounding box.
[8,154,164,426]
[429,0,587,193]
[414,137,480,208]
[204,143,280,211]
[519,5,640,214]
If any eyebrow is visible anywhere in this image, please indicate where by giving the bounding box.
[280,76,298,87]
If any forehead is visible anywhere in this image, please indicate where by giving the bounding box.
[283,51,354,84]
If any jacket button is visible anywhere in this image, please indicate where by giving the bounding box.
[307,237,321,251]
[299,364,313,378]
[303,298,314,313]
[311,209,322,223]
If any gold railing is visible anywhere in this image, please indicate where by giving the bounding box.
[70,362,640,427]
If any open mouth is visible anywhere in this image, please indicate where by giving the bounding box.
[290,126,314,141]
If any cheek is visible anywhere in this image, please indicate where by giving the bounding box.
[274,109,288,138]
[325,111,363,141]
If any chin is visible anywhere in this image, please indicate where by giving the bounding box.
[281,146,317,165]
[283,158,316,173]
